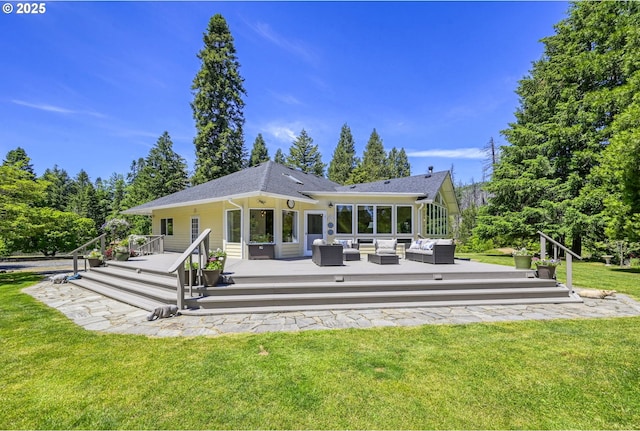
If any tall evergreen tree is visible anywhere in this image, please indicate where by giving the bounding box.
[191,13,247,185]
[327,123,357,184]
[348,128,387,184]
[286,129,325,176]
[249,134,270,166]
[387,147,411,178]
[274,148,286,165]
[41,165,73,211]
[3,147,35,179]
[475,1,640,253]
[67,170,100,228]
[122,132,189,234]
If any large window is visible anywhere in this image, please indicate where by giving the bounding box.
[335,204,415,236]
[226,209,241,243]
[282,210,298,243]
[160,218,173,236]
[250,209,274,243]
[396,206,412,234]
[357,205,374,234]
[336,204,353,234]
[423,200,448,237]
[376,206,392,234]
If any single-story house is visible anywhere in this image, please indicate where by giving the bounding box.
[123,161,459,259]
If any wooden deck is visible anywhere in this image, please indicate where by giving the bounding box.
[68,253,582,315]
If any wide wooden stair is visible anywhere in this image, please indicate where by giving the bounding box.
[68,259,582,315]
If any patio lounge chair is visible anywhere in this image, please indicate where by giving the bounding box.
[334,239,361,261]
[312,239,344,266]
[367,239,399,264]
[405,238,456,264]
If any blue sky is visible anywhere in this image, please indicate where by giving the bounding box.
[1,1,569,185]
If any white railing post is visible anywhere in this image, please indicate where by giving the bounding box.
[566,254,573,290]
[540,236,546,260]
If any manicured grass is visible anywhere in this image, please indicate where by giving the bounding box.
[2,271,640,429]
[458,252,640,300]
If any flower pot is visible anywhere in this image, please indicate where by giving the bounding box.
[514,255,532,270]
[536,265,556,279]
[115,251,130,261]
[87,258,102,268]
[202,269,221,287]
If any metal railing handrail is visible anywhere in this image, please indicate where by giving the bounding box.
[130,234,164,255]
[168,229,211,309]
[66,233,107,274]
[537,231,582,260]
[67,233,107,256]
[537,230,582,290]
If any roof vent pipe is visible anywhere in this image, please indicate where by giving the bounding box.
[428,166,434,174]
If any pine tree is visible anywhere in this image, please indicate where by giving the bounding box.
[475,1,640,252]
[387,147,411,178]
[249,134,270,166]
[327,123,357,184]
[191,13,247,185]
[274,148,286,165]
[348,128,387,183]
[67,170,100,228]
[3,147,35,179]
[122,132,188,234]
[41,165,73,211]
[286,129,325,176]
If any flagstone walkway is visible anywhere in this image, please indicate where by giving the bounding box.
[23,280,640,338]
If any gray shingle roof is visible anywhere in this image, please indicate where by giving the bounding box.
[332,171,449,199]
[123,161,456,215]
[123,161,341,214]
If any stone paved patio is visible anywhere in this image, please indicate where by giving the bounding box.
[23,280,640,338]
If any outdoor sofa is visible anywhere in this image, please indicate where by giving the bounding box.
[312,239,344,266]
[405,238,456,264]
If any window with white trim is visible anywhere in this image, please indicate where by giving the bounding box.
[160,218,173,236]
[282,210,298,243]
[226,209,241,243]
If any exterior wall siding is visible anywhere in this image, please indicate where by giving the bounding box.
[150,189,454,258]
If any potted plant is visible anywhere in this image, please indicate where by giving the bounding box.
[114,239,130,261]
[85,249,104,267]
[202,251,225,287]
[512,247,533,270]
[533,257,561,279]
[209,248,227,273]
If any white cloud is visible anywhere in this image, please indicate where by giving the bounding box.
[269,91,302,106]
[12,99,105,118]
[265,124,298,143]
[407,148,485,160]
[248,21,318,66]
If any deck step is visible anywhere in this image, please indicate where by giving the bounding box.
[69,278,167,311]
[200,278,556,296]
[186,286,574,310]
[67,258,582,315]
[182,294,583,316]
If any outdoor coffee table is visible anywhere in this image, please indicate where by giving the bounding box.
[368,254,399,264]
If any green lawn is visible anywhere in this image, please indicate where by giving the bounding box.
[457,252,640,300]
[2,267,640,430]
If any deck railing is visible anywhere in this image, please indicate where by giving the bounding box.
[167,229,211,310]
[538,230,582,290]
[67,233,107,274]
[130,235,164,256]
